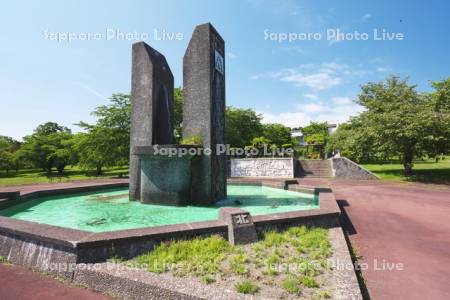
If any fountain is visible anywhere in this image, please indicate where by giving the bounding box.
[129,23,227,205]
[0,24,336,285]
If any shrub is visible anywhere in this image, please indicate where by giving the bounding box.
[300,275,319,288]
[135,235,232,276]
[229,253,249,275]
[180,135,202,145]
[281,276,301,294]
[235,280,259,294]
[261,230,286,247]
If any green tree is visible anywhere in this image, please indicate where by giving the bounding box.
[46,132,73,174]
[328,76,449,175]
[262,123,292,146]
[226,107,263,148]
[161,88,265,148]
[424,77,450,160]
[16,122,72,174]
[0,148,13,173]
[0,136,22,172]
[0,136,22,173]
[246,136,273,157]
[356,76,431,174]
[72,128,119,175]
[34,122,69,136]
[174,87,183,141]
[326,121,377,162]
[77,93,131,170]
[300,122,329,159]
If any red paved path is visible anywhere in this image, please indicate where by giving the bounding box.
[329,180,450,300]
[0,263,110,300]
[1,178,450,299]
[0,178,128,194]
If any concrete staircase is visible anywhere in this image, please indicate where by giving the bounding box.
[296,159,332,178]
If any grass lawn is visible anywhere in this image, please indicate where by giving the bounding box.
[0,166,129,186]
[127,226,333,299]
[362,158,450,183]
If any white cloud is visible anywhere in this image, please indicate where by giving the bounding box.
[259,97,363,128]
[252,62,362,91]
[228,52,237,59]
[304,93,318,100]
[250,62,368,96]
[280,72,341,90]
[332,96,352,105]
[376,67,390,73]
[260,111,312,128]
[361,13,372,22]
[296,102,327,113]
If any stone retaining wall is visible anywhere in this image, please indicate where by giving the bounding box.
[230,158,295,177]
[332,157,379,180]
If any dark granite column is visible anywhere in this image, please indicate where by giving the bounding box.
[183,23,227,204]
[129,42,174,201]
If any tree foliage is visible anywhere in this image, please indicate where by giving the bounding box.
[15,122,72,174]
[5,76,448,177]
[327,76,450,174]
[226,107,263,148]
[0,136,18,173]
[262,123,292,147]
[76,93,131,174]
[299,122,329,159]
[424,78,450,159]
[174,87,183,141]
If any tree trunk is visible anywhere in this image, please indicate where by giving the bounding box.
[96,165,102,176]
[57,166,65,175]
[402,150,414,176]
[403,161,413,175]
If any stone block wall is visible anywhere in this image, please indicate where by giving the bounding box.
[230,158,295,177]
[332,157,379,180]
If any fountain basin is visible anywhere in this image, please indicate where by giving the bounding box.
[0,180,340,278]
[0,184,318,232]
[132,145,201,205]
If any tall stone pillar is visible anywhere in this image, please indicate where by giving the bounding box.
[129,42,174,201]
[183,23,227,204]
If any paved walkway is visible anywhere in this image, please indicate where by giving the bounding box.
[1,178,450,299]
[0,178,129,194]
[0,263,111,300]
[297,179,450,300]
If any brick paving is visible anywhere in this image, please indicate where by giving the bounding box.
[0,263,111,300]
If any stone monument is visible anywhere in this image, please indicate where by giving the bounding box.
[128,23,227,205]
[183,23,227,205]
[129,42,174,201]
[219,207,258,245]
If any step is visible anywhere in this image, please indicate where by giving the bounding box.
[296,160,332,178]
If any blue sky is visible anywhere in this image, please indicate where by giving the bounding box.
[1,0,449,140]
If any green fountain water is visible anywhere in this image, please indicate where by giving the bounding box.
[0,185,318,232]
